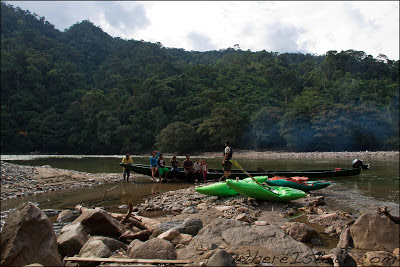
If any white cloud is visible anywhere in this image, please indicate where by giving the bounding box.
[7,1,399,59]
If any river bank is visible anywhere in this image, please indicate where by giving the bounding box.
[1,154,399,266]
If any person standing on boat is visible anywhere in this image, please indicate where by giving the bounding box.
[150,150,160,182]
[157,153,169,183]
[221,140,233,181]
[121,153,133,181]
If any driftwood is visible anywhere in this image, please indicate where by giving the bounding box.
[378,207,400,224]
[121,202,134,224]
[336,225,353,249]
[98,186,117,205]
[64,257,192,265]
[119,229,152,242]
[75,204,89,213]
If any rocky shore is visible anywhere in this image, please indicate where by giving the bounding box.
[1,184,399,266]
[1,152,399,266]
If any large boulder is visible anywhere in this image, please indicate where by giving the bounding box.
[0,202,62,266]
[79,236,127,258]
[281,222,318,243]
[57,222,89,257]
[73,208,123,237]
[191,218,316,266]
[179,217,203,236]
[79,240,112,258]
[350,213,399,252]
[129,238,177,260]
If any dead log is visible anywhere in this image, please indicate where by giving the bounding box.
[75,204,88,213]
[378,207,400,224]
[119,229,152,242]
[132,215,161,231]
[337,225,353,249]
[121,202,134,224]
[98,186,117,205]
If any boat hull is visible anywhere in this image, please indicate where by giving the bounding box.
[226,179,307,201]
[119,163,361,181]
[265,179,331,192]
[195,176,269,196]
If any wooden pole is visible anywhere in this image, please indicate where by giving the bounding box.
[64,257,193,265]
[229,159,264,187]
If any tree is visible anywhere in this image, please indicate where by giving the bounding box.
[196,107,239,150]
[156,122,197,153]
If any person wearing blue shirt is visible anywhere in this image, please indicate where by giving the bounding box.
[150,150,160,182]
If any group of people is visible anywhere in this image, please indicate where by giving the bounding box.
[121,140,233,183]
[150,151,209,183]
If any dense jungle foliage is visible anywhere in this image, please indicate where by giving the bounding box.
[1,2,399,154]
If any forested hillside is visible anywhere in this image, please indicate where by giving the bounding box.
[1,2,399,154]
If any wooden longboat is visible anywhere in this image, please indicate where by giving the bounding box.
[119,163,362,181]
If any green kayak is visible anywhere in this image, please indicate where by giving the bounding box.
[195,176,269,197]
[265,177,330,192]
[225,179,307,201]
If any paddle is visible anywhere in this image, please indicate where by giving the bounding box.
[229,159,266,188]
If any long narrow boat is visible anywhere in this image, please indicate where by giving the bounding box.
[195,176,269,196]
[119,163,362,181]
[265,176,331,192]
[226,179,307,202]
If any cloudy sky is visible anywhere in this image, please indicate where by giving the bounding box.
[9,1,400,60]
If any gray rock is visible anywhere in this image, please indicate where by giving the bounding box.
[127,239,143,255]
[179,217,203,236]
[57,222,89,257]
[79,240,112,258]
[350,213,399,252]
[330,247,357,267]
[191,218,316,266]
[182,206,198,214]
[86,236,127,252]
[73,208,124,237]
[282,222,318,243]
[151,220,184,238]
[0,202,62,266]
[206,249,236,266]
[177,245,197,260]
[57,209,75,222]
[129,238,177,260]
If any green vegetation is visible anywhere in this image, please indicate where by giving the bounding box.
[1,2,399,154]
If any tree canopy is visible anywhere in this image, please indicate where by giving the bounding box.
[1,2,398,154]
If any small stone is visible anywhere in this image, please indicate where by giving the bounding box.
[215,206,232,212]
[255,221,268,226]
[235,213,251,223]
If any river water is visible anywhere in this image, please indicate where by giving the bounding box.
[1,155,399,217]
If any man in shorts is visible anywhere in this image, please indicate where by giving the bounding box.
[221,140,233,181]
